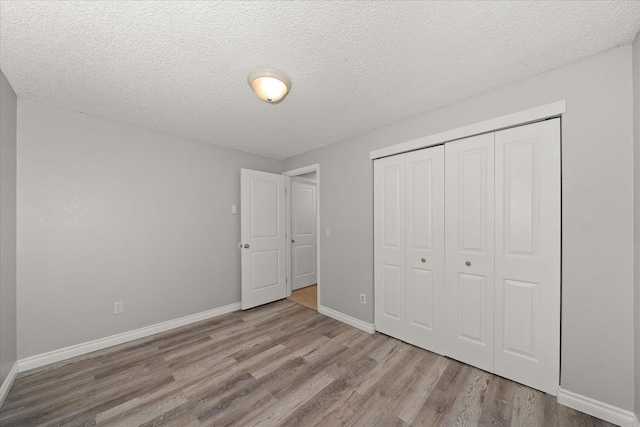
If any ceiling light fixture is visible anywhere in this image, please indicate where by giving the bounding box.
[247,69,291,103]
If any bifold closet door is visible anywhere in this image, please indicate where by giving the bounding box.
[494,119,560,395]
[375,120,560,394]
[404,147,445,354]
[374,154,406,339]
[444,133,495,373]
[374,147,445,352]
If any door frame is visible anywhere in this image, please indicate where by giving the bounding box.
[282,164,321,308]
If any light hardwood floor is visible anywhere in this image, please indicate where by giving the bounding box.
[0,300,612,426]
[288,285,317,311]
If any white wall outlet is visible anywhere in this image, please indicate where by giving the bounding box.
[360,293,366,304]
[113,301,124,315]
[325,227,331,236]
[231,205,238,214]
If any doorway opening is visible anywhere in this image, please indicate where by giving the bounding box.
[288,285,317,310]
[283,164,320,311]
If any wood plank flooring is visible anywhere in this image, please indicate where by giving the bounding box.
[287,285,317,311]
[0,300,612,426]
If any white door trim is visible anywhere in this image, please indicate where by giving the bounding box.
[369,101,565,160]
[291,176,317,185]
[283,164,321,308]
[283,164,320,177]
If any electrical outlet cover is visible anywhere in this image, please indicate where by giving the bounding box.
[113,301,124,315]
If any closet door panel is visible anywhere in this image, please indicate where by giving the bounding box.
[445,133,495,372]
[405,146,445,354]
[374,154,406,339]
[407,268,433,327]
[494,119,560,395]
[457,273,487,343]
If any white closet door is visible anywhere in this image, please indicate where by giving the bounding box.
[404,147,445,354]
[374,154,406,339]
[445,133,495,372]
[494,119,560,394]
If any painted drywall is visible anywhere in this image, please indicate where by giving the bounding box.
[633,31,640,420]
[284,45,635,410]
[16,99,281,359]
[0,70,17,386]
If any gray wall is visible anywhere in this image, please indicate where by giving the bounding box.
[16,99,281,359]
[634,31,640,419]
[284,45,635,410]
[0,70,18,386]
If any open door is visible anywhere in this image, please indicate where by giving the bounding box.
[240,168,287,310]
[290,178,317,290]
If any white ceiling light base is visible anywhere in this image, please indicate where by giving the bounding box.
[247,69,291,103]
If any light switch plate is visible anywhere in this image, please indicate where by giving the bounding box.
[325,227,331,236]
[231,205,238,214]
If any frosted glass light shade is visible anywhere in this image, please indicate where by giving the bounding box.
[248,69,291,103]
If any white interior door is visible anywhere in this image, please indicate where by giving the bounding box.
[291,178,317,290]
[494,119,560,394]
[374,154,406,339]
[404,147,446,355]
[445,133,495,373]
[240,169,286,310]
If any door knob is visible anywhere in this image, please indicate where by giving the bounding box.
[292,239,295,243]
[465,261,471,266]
[244,244,250,249]
[421,258,426,263]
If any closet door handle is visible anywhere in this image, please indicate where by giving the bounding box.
[465,261,471,266]
[421,258,426,263]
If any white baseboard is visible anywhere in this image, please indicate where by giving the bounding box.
[557,388,637,427]
[0,361,18,408]
[17,302,241,373]
[318,305,375,334]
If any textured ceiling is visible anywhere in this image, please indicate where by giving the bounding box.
[1,2,639,160]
